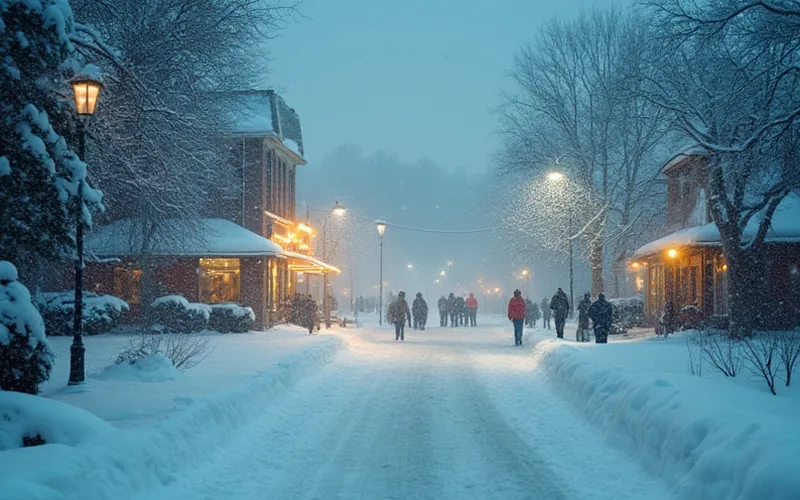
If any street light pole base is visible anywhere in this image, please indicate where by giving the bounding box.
[67,343,85,385]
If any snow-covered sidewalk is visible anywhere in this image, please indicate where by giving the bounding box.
[1,326,345,500]
[533,331,800,499]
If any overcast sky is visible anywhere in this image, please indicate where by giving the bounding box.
[269,0,623,174]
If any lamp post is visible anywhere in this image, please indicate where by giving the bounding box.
[68,76,102,386]
[321,201,346,329]
[376,220,387,325]
[546,168,575,319]
[522,269,530,297]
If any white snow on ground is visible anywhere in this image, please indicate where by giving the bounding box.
[534,329,800,500]
[129,319,671,500]
[1,327,343,500]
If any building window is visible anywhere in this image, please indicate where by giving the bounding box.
[199,258,241,303]
[113,267,142,304]
[713,254,729,315]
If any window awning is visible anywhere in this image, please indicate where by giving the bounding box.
[283,251,340,274]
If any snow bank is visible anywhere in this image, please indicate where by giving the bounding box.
[95,354,179,383]
[1,334,346,500]
[534,336,800,499]
[0,391,114,451]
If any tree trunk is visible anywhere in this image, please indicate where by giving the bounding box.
[590,238,604,296]
[724,245,765,339]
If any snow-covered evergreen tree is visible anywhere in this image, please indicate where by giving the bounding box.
[0,261,54,394]
[0,0,102,267]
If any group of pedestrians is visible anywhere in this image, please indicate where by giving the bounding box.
[506,287,614,345]
[436,293,479,327]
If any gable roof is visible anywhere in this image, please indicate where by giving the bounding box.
[86,218,284,258]
[634,193,800,258]
[224,90,305,161]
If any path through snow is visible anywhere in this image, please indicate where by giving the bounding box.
[140,320,671,500]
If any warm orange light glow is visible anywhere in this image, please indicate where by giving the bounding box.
[522,269,529,276]
[71,79,102,115]
[636,276,644,291]
[667,249,678,259]
[297,223,313,234]
[722,264,727,271]
[631,262,640,269]
[494,287,500,293]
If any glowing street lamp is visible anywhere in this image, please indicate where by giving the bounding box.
[546,168,573,317]
[667,248,678,259]
[376,219,387,325]
[407,263,413,269]
[332,200,346,217]
[68,72,103,386]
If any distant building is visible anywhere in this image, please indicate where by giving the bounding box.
[82,90,338,328]
[632,149,800,329]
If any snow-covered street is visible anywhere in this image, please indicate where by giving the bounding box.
[139,319,670,500]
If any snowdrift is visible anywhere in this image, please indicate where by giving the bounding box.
[0,335,345,500]
[535,337,800,500]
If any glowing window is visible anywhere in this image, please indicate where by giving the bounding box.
[199,258,241,303]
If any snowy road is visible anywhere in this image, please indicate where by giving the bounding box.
[141,320,672,500]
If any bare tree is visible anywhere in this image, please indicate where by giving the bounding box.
[777,330,800,386]
[742,334,781,395]
[66,0,295,311]
[497,9,669,296]
[644,0,800,337]
[689,331,742,377]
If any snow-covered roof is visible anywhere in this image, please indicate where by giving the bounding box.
[225,90,305,161]
[661,145,708,175]
[86,218,284,258]
[634,194,800,258]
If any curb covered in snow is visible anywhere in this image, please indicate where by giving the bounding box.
[533,338,800,500]
[2,334,346,500]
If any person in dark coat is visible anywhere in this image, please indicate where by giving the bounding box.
[447,293,458,327]
[524,298,535,327]
[508,289,527,346]
[541,298,551,329]
[577,293,592,342]
[387,291,412,341]
[412,292,428,330]
[455,296,467,327]
[437,295,447,327]
[302,295,317,334]
[588,293,613,344]
[550,288,570,339]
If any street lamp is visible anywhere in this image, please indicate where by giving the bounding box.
[522,269,531,297]
[407,263,413,269]
[376,219,387,325]
[546,168,574,319]
[322,202,346,329]
[68,74,103,386]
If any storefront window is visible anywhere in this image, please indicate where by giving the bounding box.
[113,267,142,304]
[199,258,241,303]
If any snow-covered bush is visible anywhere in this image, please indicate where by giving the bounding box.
[150,295,210,333]
[115,332,212,371]
[608,296,644,335]
[208,303,255,333]
[0,390,113,450]
[0,262,54,394]
[34,291,128,336]
[742,334,780,395]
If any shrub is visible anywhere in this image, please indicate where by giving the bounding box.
[208,303,255,333]
[150,295,210,333]
[705,314,729,331]
[608,296,644,335]
[680,305,704,331]
[115,332,213,370]
[35,292,129,336]
[0,262,54,394]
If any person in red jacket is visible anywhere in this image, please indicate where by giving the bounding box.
[508,289,527,346]
[465,292,479,327]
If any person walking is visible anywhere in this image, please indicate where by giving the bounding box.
[550,288,570,339]
[577,292,592,342]
[456,295,467,327]
[524,298,535,328]
[530,300,541,327]
[437,295,447,327]
[412,292,428,331]
[387,291,412,341]
[302,294,317,335]
[541,297,551,329]
[508,289,527,346]
[466,292,478,327]
[588,293,613,344]
[447,292,458,327]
